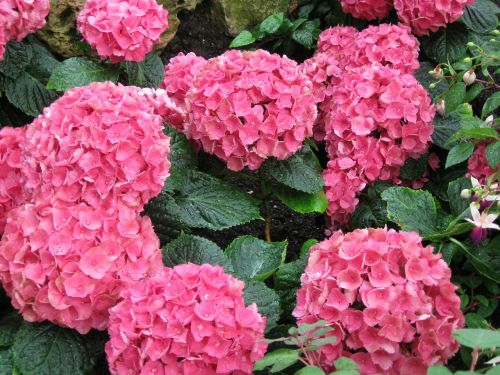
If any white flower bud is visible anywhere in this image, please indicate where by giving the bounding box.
[463,70,476,85]
[485,115,494,126]
[461,189,472,199]
[436,99,446,116]
[430,67,443,79]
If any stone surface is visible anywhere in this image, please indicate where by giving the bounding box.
[37,0,202,58]
[210,0,291,36]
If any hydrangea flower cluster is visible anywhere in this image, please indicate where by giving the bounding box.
[77,0,169,62]
[0,0,50,59]
[340,0,393,20]
[394,0,476,36]
[23,82,171,212]
[161,52,207,131]
[467,143,498,184]
[0,127,26,233]
[293,228,464,374]
[186,49,316,171]
[0,202,162,334]
[323,63,434,225]
[0,82,173,333]
[106,263,268,375]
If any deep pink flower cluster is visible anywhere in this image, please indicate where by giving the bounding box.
[0,0,50,59]
[106,263,268,375]
[77,0,169,62]
[467,143,498,184]
[340,0,393,20]
[0,202,163,334]
[161,52,207,131]
[185,49,316,171]
[394,0,475,36]
[23,82,171,212]
[0,127,26,233]
[0,82,173,333]
[323,63,434,226]
[293,228,464,374]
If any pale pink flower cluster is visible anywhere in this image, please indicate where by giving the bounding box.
[0,0,50,59]
[106,263,268,375]
[340,0,393,20]
[304,24,420,142]
[23,82,171,212]
[0,127,26,233]
[161,52,208,131]
[0,202,162,334]
[185,49,317,171]
[0,82,173,333]
[323,63,434,226]
[77,0,169,63]
[293,228,464,374]
[394,0,476,36]
[467,143,498,184]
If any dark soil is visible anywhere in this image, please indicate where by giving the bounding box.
[162,0,232,61]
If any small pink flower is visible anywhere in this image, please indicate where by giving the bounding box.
[467,143,498,184]
[294,228,464,373]
[105,264,268,374]
[77,0,169,62]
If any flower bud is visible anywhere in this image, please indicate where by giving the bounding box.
[430,67,443,79]
[437,99,446,116]
[429,83,437,89]
[463,70,476,85]
[493,29,500,36]
[463,57,472,63]
[461,189,472,199]
[485,115,494,126]
[467,42,476,48]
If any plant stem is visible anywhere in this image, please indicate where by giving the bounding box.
[259,169,272,242]
[265,215,272,242]
[470,348,480,371]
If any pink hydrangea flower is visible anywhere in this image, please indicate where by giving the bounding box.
[0,200,163,334]
[105,263,268,374]
[316,26,358,69]
[0,0,50,59]
[293,228,464,374]
[77,0,169,63]
[23,82,172,213]
[323,63,434,225]
[186,49,317,171]
[160,52,207,132]
[467,143,498,184]
[340,0,394,20]
[0,126,27,233]
[394,0,475,36]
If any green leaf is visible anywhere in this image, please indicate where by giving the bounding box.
[267,145,323,193]
[254,348,299,372]
[334,357,359,371]
[462,0,499,33]
[5,72,58,117]
[243,281,281,332]
[121,53,164,88]
[0,41,33,79]
[432,107,468,150]
[46,58,119,92]
[458,238,500,283]
[297,320,329,335]
[230,31,256,48]
[163,125,197,170]
[424,23,468,63]
[381,187,438,237]
[25,38,61,85]
[0,98,31,127]
[350,200,387,229]
[427,366,454,375]
[463,83,484,103]
[453,329,500,349]
[445,142,474,168]
[274,187,328,214]
[292,20,320,49]
[274,255,307,317]
[225,236,286,281]
[400,154,429,180]
[0,314,22,348]
[300,239,318,256]
[414,61,448,98]
[482,91,500,118]
[486,141,500,168]
[12,322,97,375]
[465,313,489,328]
[259,13,285,34]
[0,349,13,375]
[443,82,466,114]
[162,233,233,273]
[452,127,499,142]
[156,169,261,230]
[447,177,472,216]
[295,366,325,375]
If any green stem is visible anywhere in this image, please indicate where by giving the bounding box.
[259,169,272,242]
